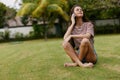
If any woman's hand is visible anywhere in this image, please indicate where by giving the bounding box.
[64,35,71,43]
[71,14,76,26]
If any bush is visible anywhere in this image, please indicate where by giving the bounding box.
[0,32,4,40]
[28,31,34,38]
[95,24,120,34]
[3,30,10,40]
[32,24,45,38]
[14,32,24,40]
[0,29,10,41]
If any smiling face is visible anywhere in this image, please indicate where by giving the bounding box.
[73,6,83,17]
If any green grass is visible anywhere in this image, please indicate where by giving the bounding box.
[0,35,120,80]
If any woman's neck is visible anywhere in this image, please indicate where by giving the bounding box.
[76,17,83,27]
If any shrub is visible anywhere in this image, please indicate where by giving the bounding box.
[95,24,120,34]
[3,30,10,40]
[14,32,24,40]
[32,24,45,38]
[0,32,4,40]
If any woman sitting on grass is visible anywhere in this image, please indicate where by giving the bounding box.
[62,5,97,68]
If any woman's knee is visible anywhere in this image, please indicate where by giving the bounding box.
[62,41,70,49]
[81,38,90,46]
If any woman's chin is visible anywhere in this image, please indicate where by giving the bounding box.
[76,14,83,17]
[76,16,83,18]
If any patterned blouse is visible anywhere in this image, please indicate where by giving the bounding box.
[71,22,94,48]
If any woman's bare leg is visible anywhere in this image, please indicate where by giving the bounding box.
[62,41,94,67]
[62,41,83,67]
[85,43,97,63]
[78,38,89,61]
[78,38,97,64]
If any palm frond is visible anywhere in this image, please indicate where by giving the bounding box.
[17,3,37,16]
[47,4,69,21]
[48,0,68,11]
[32,0,49,18]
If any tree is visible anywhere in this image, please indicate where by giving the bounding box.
[0,2,6,28]
[0,2,17,28]
[17,0,69,39]
[6,7,16,19]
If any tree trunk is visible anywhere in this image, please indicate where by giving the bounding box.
[42,16,47,40]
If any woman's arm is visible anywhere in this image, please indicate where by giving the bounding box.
[71,33,91,39]
[63,24,74,40]
[63,14,76,40]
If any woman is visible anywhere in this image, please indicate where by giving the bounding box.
[62,5,97,68]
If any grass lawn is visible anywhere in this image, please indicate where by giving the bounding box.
[0,35,120,80]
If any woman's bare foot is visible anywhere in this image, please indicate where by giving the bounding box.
[82,62,94,68]
[64,62,94,68]
[64,63,77,67]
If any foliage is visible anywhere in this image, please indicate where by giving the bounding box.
[0,32,4,40]
[4,30,10,40]
[32,24,45,38]
[17,0,69,21]
[14,32,24,40]
[86,7,120,20]
[95,24,120,34]
[0,2,17,28]
[6,7,16,19]
[22,0,41,3]
[17,3,37,17]
[0,29,10,40]
[17,0,69,39]
[0,2,6,28]
[21,16,29,26]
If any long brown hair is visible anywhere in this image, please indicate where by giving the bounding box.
[70,4,89,25]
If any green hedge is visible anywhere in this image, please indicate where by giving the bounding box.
[95,25,120,34]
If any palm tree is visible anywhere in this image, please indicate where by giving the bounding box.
[17,0,69,39]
